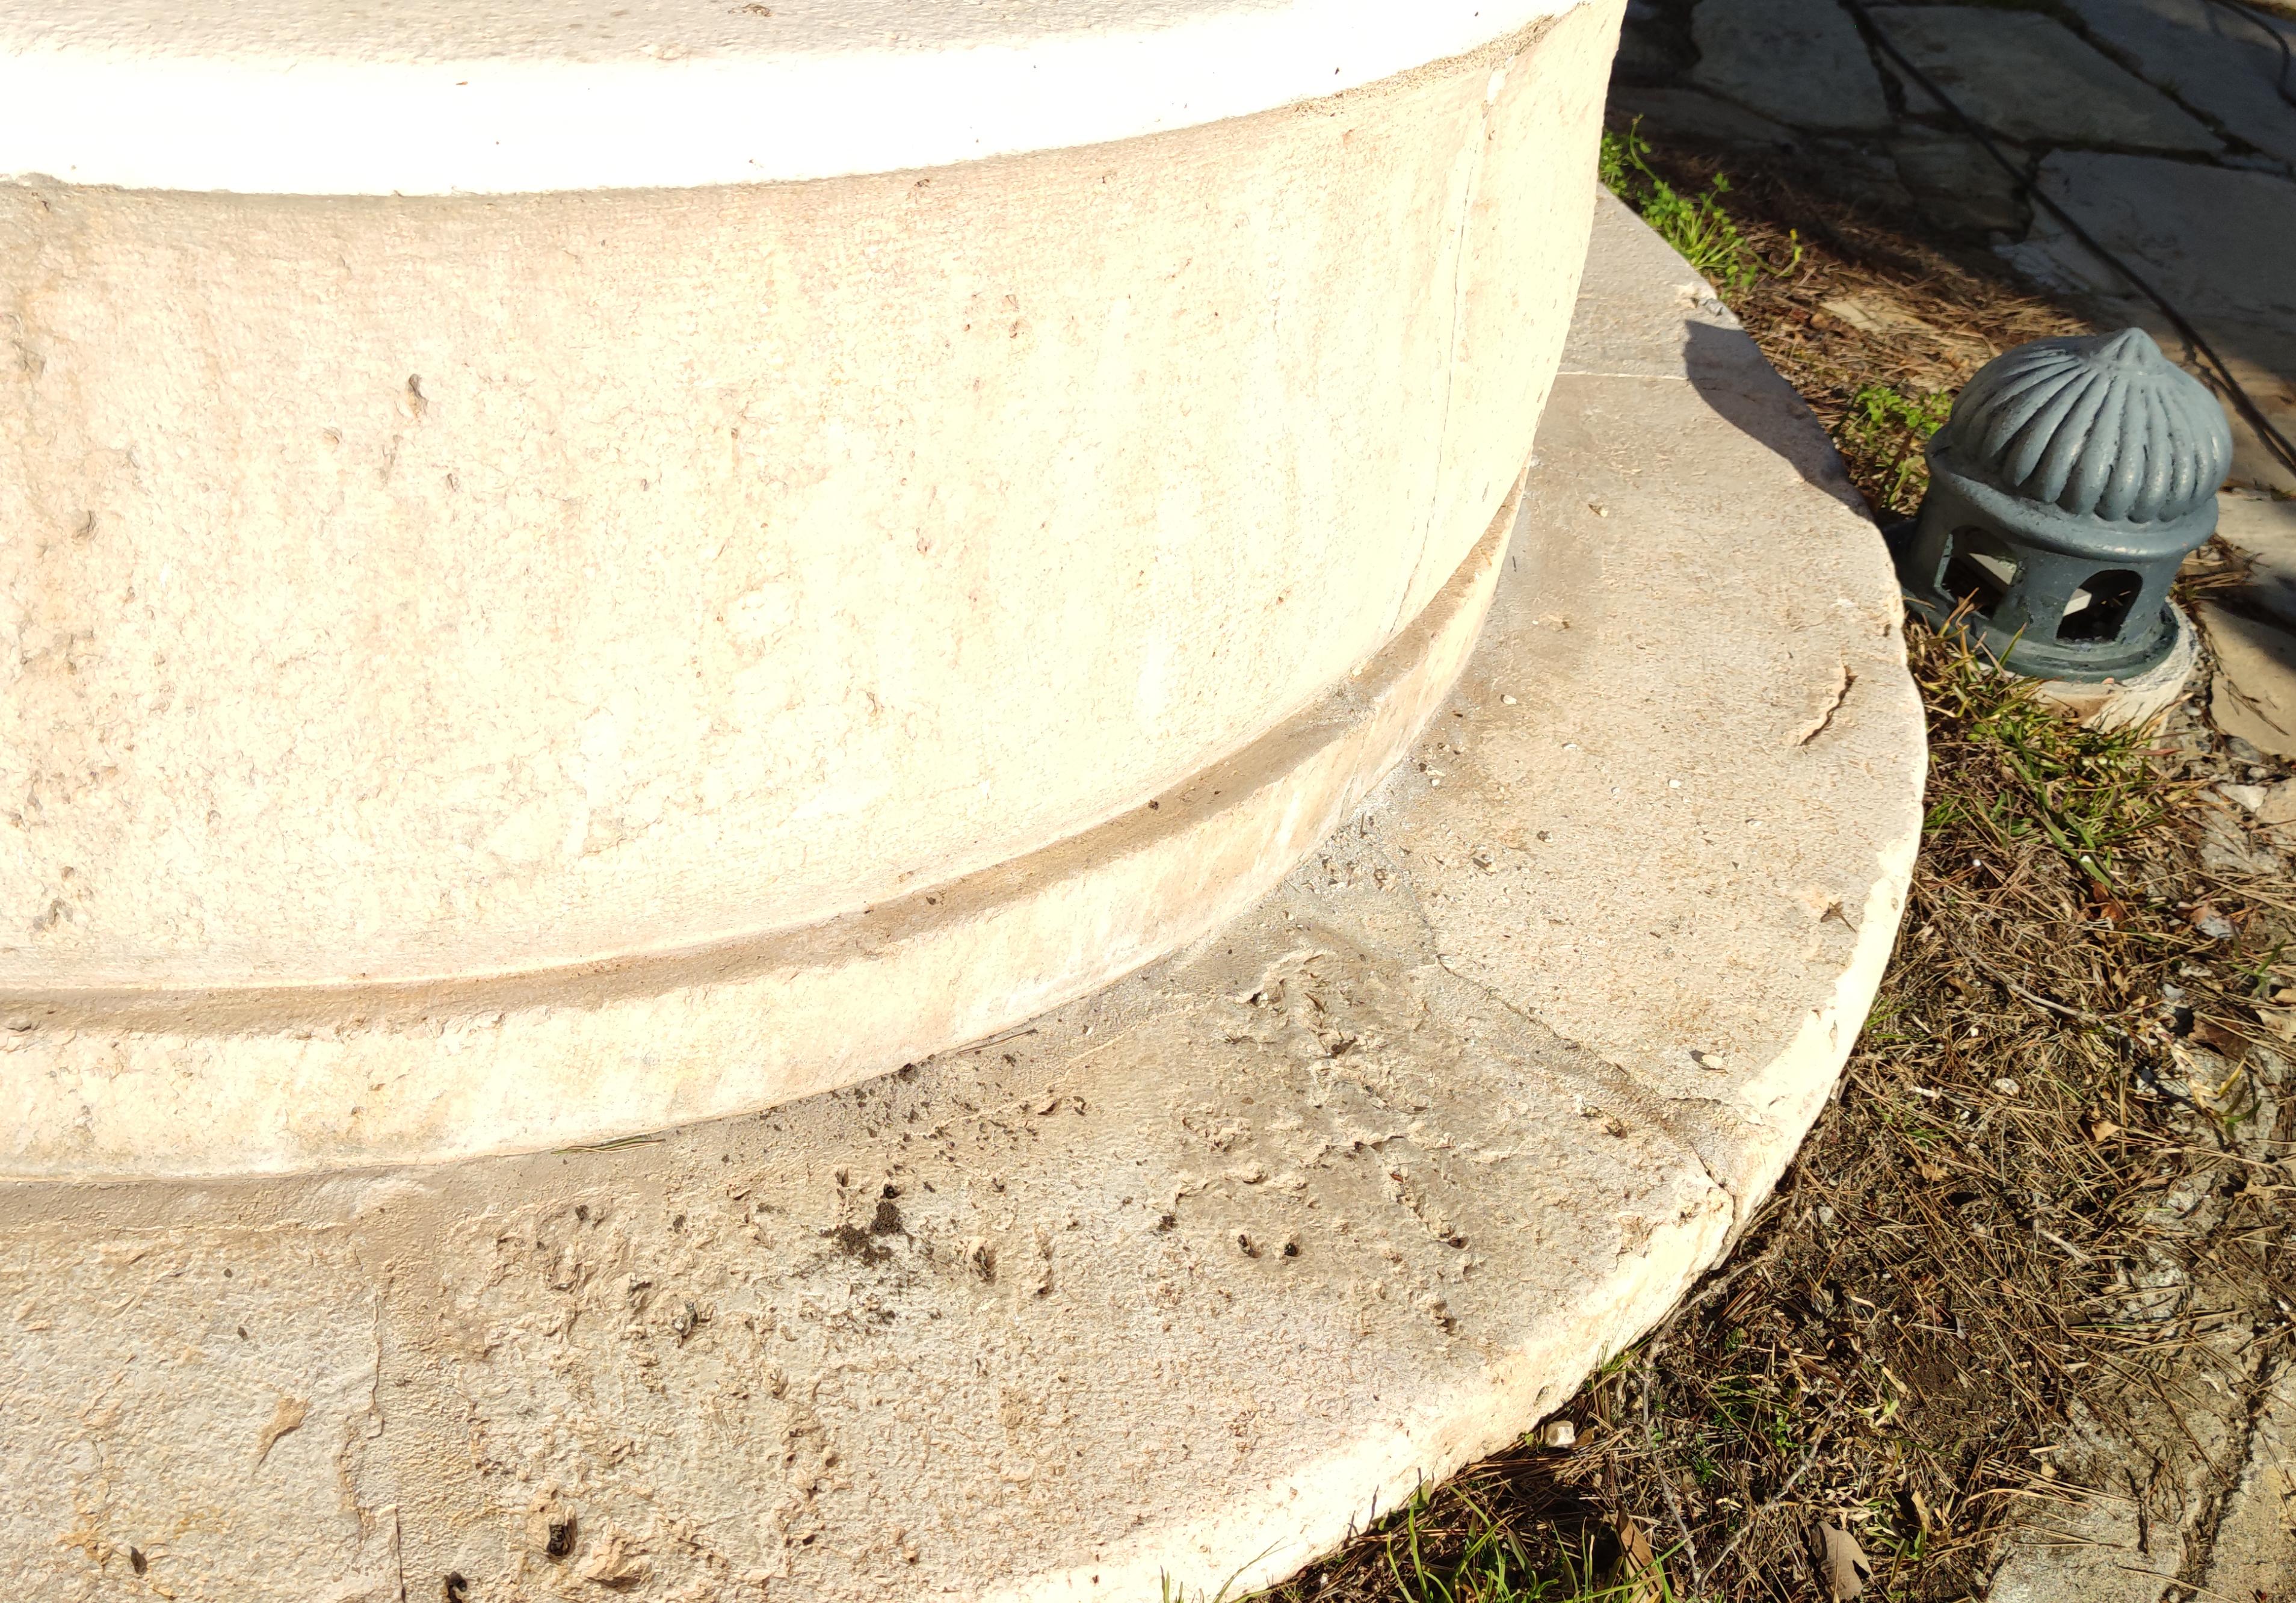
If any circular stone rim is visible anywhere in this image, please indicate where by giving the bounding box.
[0,499,1513,1181]
[0,0,1572,194]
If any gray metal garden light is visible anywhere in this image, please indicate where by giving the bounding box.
[1893,328,2233,681]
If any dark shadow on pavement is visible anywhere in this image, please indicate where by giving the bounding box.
[1683,320,1875,520]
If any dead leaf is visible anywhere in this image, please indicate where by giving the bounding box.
[252,1394,307,1469]
[2085,1113,2123,1144]
[2189,901,2239,940]
[1609,1518,1665,1603]
[1815,1521,1871,1601]
[2189,1018,2248,1060]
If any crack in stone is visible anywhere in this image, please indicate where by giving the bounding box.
[1420,943,1747,1231]
[1789,660,1857,747]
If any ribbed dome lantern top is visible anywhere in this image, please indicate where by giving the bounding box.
[1937,328,2233,524]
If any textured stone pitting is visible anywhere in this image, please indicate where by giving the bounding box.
[0,197,1924,1601]
[0,489,1513,1179]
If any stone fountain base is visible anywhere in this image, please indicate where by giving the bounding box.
[0,197,1924,1602]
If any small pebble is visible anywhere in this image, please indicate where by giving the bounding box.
[1538,1419,1576,1450]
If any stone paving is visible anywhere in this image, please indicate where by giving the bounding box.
[1611,0,2296,1591]
[1618,0,2296,488]
[1619,0,2296,717]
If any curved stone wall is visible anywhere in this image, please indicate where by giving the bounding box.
[0,0,1624,1172]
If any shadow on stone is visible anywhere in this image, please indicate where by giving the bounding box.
[1683,320,1874,518]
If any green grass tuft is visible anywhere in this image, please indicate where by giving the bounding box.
[1843,383,1954,514]
[1599,121,1786,297]
[1917,625,2186,891]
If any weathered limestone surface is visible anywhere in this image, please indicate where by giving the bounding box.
[0,0,1594,194]
[1871,7,2220,151]
[0,3,1626,1173]
[0,197,1925,1602]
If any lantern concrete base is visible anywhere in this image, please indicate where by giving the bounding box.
[2030,603,2202,732]
[0,197,1925,1603]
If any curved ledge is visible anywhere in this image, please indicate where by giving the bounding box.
[0,203,1931,1603]
[0,490,1514,1179]
[1,0,1573,193]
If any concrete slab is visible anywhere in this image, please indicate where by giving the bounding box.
[2218,489,2296,626]
[1998,153,2296,497]
[1691,0,1892,131]
[2193,334,2296,498]
[1872,7,2221,152]
[0,196,1925,1602]
[1986,1494,2181,1603]
[2199,1361,2296,1601]
[2002,153,2296,328]
[2067,0,2296,166]
[1609,85,1803,148]
[2200,601,2296,757]
[1889,128,2030,236]
[1987,1350,2264,1603]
